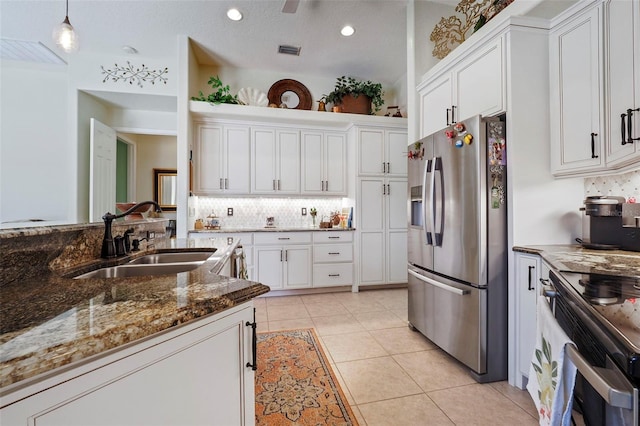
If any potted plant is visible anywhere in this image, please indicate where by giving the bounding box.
[191,75,239,105]
[324,76,384,115]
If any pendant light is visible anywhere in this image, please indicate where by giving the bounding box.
[52,0,78,52]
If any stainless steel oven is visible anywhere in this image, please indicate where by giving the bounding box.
[545,270,639,425]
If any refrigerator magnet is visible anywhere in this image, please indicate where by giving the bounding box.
[453,122,466,133]
[455,139,464,147]
[464,134,473,145]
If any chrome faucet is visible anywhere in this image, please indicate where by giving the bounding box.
[101,201,162,259]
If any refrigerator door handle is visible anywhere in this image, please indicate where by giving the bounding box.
[408,269,470,295]
[423,158,433,245]
[433,157,444,246]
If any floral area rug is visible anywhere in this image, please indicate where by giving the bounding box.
[255,328,359,425]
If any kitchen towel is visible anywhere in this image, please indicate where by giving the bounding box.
[527,296,578,426]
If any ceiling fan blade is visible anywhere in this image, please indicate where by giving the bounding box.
[282,0,299,14]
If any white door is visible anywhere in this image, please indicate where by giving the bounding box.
[90,118,117,222]
[358,129,385,175]
[387,231,408,283]
[324,133,346,194]
[276,130,300,193]
[252,128,277,193]
[225,126,251,193]
[255,247,283,289]
[301,132,324,193]
[420,74,452,136]
[386,131,408,176]
[284,246,312,288]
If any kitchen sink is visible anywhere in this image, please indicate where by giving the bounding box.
[74,262,204,279]
[127,250,217,265]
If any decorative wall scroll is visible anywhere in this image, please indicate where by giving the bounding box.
[430,0,515,59]
[101,61,169,88]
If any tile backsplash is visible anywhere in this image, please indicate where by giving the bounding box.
[191,196,350,229]
[584,169,640,200]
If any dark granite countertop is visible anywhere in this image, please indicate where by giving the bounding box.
[513,244,640,278]
[0,237,269,391]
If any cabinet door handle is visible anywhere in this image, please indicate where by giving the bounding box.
[280,250,283,262]
[387,162,390,174]
[220,178,224,190]
[277,179,281,190]
[328,236,340,239]
[387,184,390,195]
[446,108,451,126]
[328,274,341,277]
[245,309,257,371]
[451,105,457,123]
[528,265,535,291]
[328,252,340,255]
[382,162,386,173]
[628,108,640,144]
[621,113,627,145]
[225,178,229,189]
[591,132,599,158]
[278,237,290,240]
[285,250,288,262]
[383,183,386,195]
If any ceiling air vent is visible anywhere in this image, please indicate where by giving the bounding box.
[278,45,301,56]
[0,39,66,64]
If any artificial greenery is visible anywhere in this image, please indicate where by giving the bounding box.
[324,76,384,113]
[191,75,239,104]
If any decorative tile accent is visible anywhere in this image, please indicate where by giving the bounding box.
[193,197,347,229]
[584,169,640,201]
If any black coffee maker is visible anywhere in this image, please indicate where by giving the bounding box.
[582,196,640,251]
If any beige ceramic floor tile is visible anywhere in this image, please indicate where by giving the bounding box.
[256,321,268,333]
[312,314,366,336]
[267,318,315,332]
[392,308,408,321]
[305,301,349,317]
[358,394,454,426]
[369,327,436,354]
[300,292,342,305]
[322,331,388,362]
[341,299,388,314]
[336,356,422,404]
[331,362,356,406]
[254,306,268,322]
[266,303,310,321]
[490,381,539,419]
[353,310,407,330]
[428,383,539,425]
[264,295,304,306]
[252,297,266,307]
[393,349,476,392]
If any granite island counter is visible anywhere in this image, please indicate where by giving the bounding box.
[0,221,269,425]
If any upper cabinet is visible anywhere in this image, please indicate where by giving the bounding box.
[549,3,605,175]
[192,122,251,195]
[357,128,408,176]
[550,0,640,176]
[251,127,300,194]
[418,36,505,137]
[301,131,347,195]
[603,0,640,167]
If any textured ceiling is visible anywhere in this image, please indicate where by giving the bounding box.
[0,0,411,86]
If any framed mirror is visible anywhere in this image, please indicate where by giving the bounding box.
[154,168,177,211]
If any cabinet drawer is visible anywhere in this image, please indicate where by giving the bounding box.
[254,232,311,245]
[313,244,353,263]
[312,231,354,243]
[313,264,353,287]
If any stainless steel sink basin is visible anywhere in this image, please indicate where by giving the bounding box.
[127,250,217,265]
[74,262,204,279]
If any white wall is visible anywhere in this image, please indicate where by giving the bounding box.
[132,134,177,202]
[0,60,71,224]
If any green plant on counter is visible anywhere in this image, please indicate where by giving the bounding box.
[323,76,384,113]
[191,75,239,105]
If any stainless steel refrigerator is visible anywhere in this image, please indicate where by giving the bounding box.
[407,115,507,383]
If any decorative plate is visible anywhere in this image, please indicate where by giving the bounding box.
[267,79,312,110]
[237,87,269,107]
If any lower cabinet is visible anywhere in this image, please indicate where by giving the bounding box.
[0,303,257,425]
[254,232,312,290]
[312,231,354,287]
[512,251,550,389]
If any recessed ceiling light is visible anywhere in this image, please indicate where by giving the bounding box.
[227,8,243,21]
[341,25,355,37]
[122,45,138,54]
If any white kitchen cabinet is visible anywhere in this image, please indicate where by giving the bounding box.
[251,127,300,194]
[0,303,257,425]
[513,251,552,390]
[312,231,354,287]
[254,232,312,290]
[603,0,640,167]
[357,178,407,286]
[301,131,347,195]
[549,2,605,175]
[418,36,505,137]
[192,122,251,195]
[357,128,408,176]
